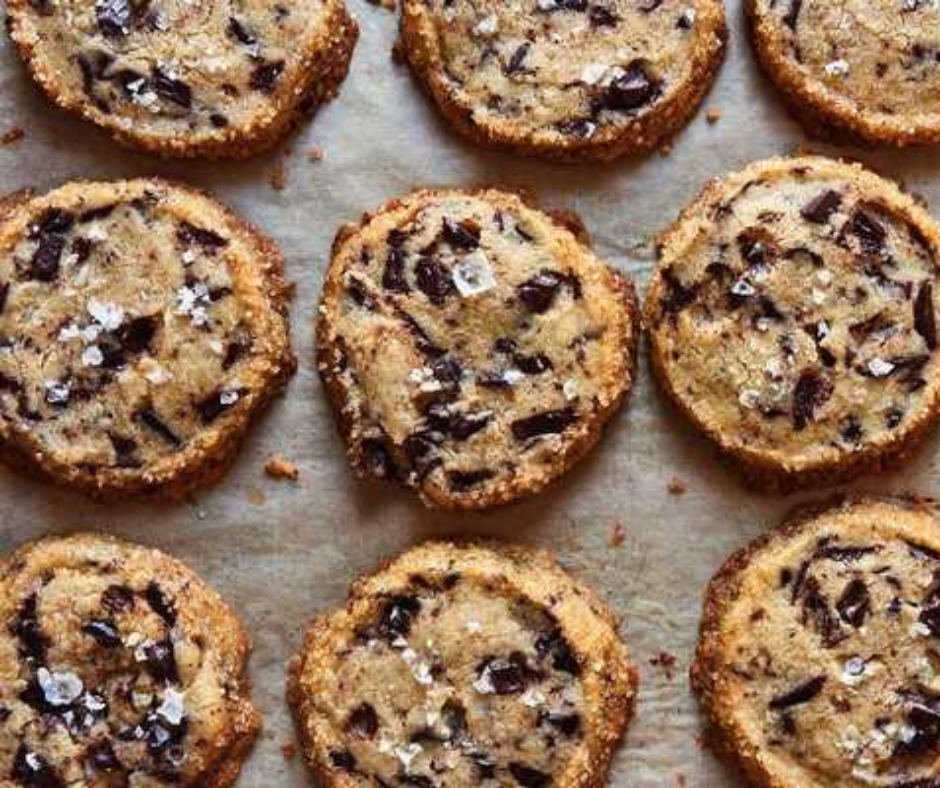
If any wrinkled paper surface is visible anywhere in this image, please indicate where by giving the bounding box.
[2,1,940,785]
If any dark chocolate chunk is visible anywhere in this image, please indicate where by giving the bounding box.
[12,746,63,788]
[415,258,454,305]
[509,763,550,788]
[403,431,443,478]
[83,619,122,648]
[330,750,357,771]
[850,208,887,256]
[505,43,531,75]
[383,248,410,293]
[769,675,825,708]
[535,629,580,674]
[660,267,698,316]
[791,369,833,431]
[511,407,577,441]
[399,774,433,788]
[142,639,179,683]
[145,581,177,626]
[518,270,565,313]
[250,60,285,93]
[448,468,495,491]
[227,17,257,45]
[135,408,182,447]
[346,702,379,738]
[109,432,141,468]
[782,0,802,28]
[816,544,878,562]
[915,281,938,350]
[377,596,421,641]
[177,221,227,251]
[0,282,8,314]
[86,741,120,773]
[96,0,135,36]
[195,388,244,423]
[836,578,870,627]
[799,577,846,647]
[894,690,940,757]
[101,584,134,614]
[801,190,842,224]
[441,218,480,250]
[470,752,496,779]
[602,61,660,111]
[589,5,620,25]
[152,68,192,108]
[514,353,553,375]
[29,233,66,282]
[11,593,47,664]
[476,652,537,694]
[545,712,581,736]
[449,411,492,441]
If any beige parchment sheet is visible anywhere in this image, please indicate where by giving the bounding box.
[3,1,940,785]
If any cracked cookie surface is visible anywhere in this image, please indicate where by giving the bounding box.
[692,498,940,788]
[6,0,358,158]
[288,541,636,788]
[0,532,259,788]
[317,189,637,509]
[0,179,295,498]
[400,0,726,161]
[747,0,940,146]
[645,156,940,491]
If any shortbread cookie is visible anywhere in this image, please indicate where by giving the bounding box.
[289,541,637,788]
[399,0,726,161]
[748,0,940,147]
[6,0,358,158]
[692,497,940,788]
[645,156,940,491]
[317,189,638,509]
[0,179,295,499]
[0,532,260,787]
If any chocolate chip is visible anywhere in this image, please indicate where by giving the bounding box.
[109,432,140,468]
[399,774,433,788]
[660,267,698,316]
[227,16,257,45]
[83,619,122,648]
[518,270,565,313]
[791,369,833,431]
[737,229,775,267]
[145,581,177,626]
[589,4,619,24]
[545,712,581,736]
[223,332,252,370]
[177,221,226,251]
[816,544,878,562]
[799,577,846,647]
[469,753,496,779]
[250,60,285,93]
[152,67,192,108]
[346,702,379,738]
[602,61,660,111]
[362,436,398,478]
[769,675,825,709]
[894,691,940,757]
[511,407,577,441]
[0,282,8,314]
[836,579,870,627]
[505,43,531,75]
[849,208,887,256]
[143,639,179,683]
[195,388,244,423]
[801,190,842,224]
[509,763,550,788]
[96,0,134,36]
[447,468,495,490]
[383,248,410,293]
[86,741,120,773]
[477,653,534,694]
[101,584,134,614]
[29,232,66,282]
[135,407,182,447]
[514,353,553,374]
[330,750,357,771]
[210,113,229,128]
[841,416,864,444]
[403,431,443,478]
[11,593,47,664]
[12,746,63,788]
[377,596,421,641]
[535,630,580,674]
[415,257,454,305]
[441,218,480,250]
[915,281,938,350]
[782,0,802,28]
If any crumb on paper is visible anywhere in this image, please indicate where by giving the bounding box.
[266,454,299,481]
[282,741,296,759]
[673,776,688,788]
[667,477,686,496]
[269,159,287,191]
[392,39,407,65]
[659,143,673,158]
[1,127,25,146]
[706,108,722,124]
[609,522,626,547]
[307,146,324,162]
[284,281,297,299]
[650,650,677,679]
[247,488,266,506]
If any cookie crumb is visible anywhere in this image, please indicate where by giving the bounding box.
[367,0,396,9]
[706,108,722,124]
[1,127,25,146]
[282,741,296,759]
[266,454,299,481]
[307,146,324,162]
[667,477,686,495]
[650,650,677,679]
[609,522,626,547]
[659,143,673,157]
[268,159,287,192]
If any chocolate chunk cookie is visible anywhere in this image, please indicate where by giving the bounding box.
[317,189,638,509]
[288,541,637,788]
[0,532,260,787]
[748,0,940,147]
[645,156,940,491]
[6,0,357,158]
[399,0,726,161]
[0,179,295,498]
[692,497,940,788]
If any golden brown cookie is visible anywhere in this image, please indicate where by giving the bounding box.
[6,0,358,158]
[747,0,940,147]
[0,532,260,787]
[399,0,726,161]
[317,188,638,509]
[288,541,637,788]
[645,156,940,491]
[692,497,940,787]
[0,178,295,499]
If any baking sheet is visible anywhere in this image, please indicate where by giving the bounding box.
[3,1,940,785]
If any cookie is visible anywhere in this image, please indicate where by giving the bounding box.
[6,0,358,158]
[316,188,638,509]
[645,156,940,491]
[0,178,295,499]
[399,0,726,161]
[747,0,940,147]
[0,532,259,787]
[288,541,637,788]
[691,497,940,788]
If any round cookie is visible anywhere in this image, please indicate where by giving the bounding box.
[399,0,726,161]
[747,0,940,147]
[692,497,940,788]
[645,156,940,491]
[0,179,295,499]
[288,541,637,788]
[316,188,638,509]
[0,532,260,787]
[6,0,358,158]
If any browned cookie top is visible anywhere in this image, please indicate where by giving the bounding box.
[0,180,293,497]
[646,157,940,486]
[694,499,940,787]
[290,542,636,788]
[317,189,636,509]
[0,533,259,788]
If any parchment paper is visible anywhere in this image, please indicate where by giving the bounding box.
[3,2,940,785]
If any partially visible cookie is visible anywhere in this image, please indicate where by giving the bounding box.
[0,532,260,787]
[645,156,940,491]
[692,497,940,788]
[747,0,940,146]
[317,188,638,509]
[288,541,637,788]
[0,178,295,499]
[6,0,358,158]
[399,0,726,161]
